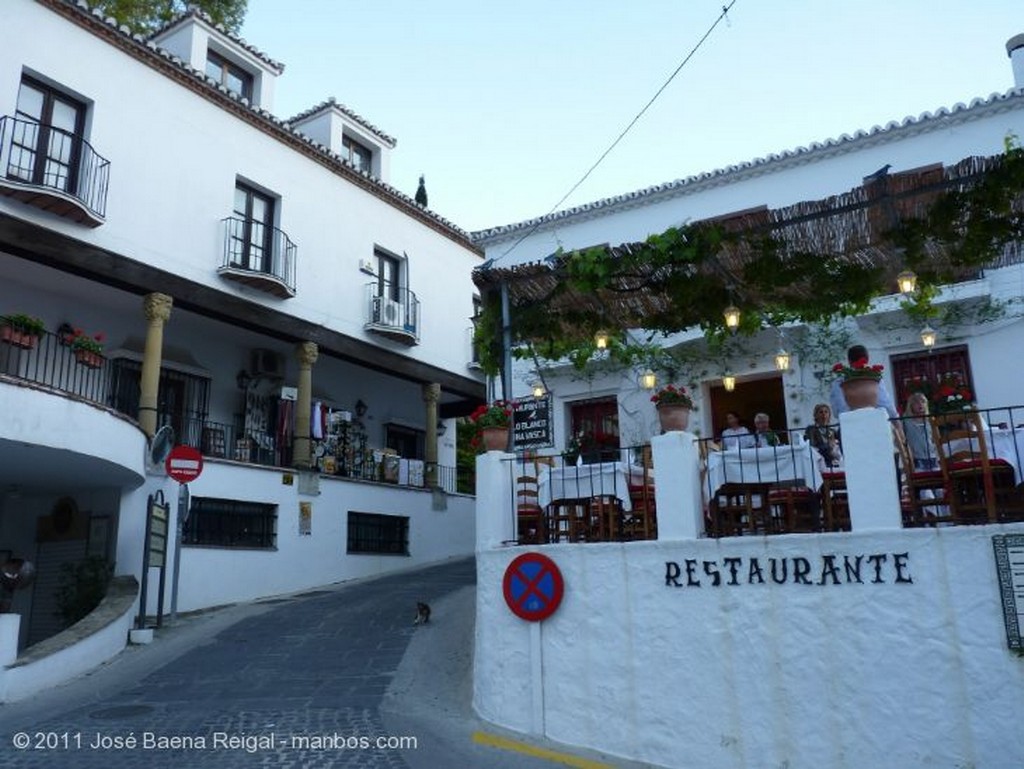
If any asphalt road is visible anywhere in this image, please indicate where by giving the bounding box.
[0,557,648,769]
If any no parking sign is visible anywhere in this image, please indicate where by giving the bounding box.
[502,552,564,622]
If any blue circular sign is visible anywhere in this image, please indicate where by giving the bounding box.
[502,552,564,621]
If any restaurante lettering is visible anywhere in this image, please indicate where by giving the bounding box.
[664,552,912,588]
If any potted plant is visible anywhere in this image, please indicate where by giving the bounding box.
[68,327,106,369]
[931,378,974,425]
[468,400,514,452]
[650,384,695,432]
[1,313,45,349]
[832,358,884,410]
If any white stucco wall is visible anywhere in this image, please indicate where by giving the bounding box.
[127,460,475,613]
[475,527,1024,769]
[474,411,1024,767]
[1,0,482,378]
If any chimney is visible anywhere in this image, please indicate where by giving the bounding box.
[1008,34,1024,89]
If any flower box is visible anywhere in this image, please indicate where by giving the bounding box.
[0,325,38,350]
[74,348,104,369]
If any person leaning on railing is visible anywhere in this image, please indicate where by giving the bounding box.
[805,403,842,468]
[904,392,939,470]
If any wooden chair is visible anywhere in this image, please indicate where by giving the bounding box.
[820,470,850,531]
[767,485,819,533]
[624,448,657,540]
[515,472,545,544]
[547,498,590,542]
[893,423,949,526]
[710,482,772,536]
[930,411,1023,524]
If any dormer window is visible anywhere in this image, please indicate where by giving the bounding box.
[205,50,253,101]
[342,134,373,174]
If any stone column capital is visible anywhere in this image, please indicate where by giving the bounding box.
[296,341,319,368]
[422,382,441,405]
[143,292,173,323]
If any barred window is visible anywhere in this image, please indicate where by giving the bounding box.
[184,497,276,549]
[347,512,409,555]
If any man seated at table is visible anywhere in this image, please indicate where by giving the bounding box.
[753,413,781,447]
[720,411,755,450]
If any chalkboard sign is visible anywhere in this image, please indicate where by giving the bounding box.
[513,396,553,449]
[993,533,1024,650]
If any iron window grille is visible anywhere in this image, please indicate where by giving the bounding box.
[184,497,277,549]
[347,512,409,555]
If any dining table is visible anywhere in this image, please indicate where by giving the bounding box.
[538,461,644,512]
[945,427,1024,482]
[704,442,825,497]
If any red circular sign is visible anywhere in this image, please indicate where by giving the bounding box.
[165,445,204,484]
[502,552,564,622]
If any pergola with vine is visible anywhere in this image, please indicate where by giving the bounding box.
[472,145,1024,394]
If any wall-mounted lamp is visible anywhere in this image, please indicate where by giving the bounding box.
[640,369,657,390]
[436,420,448,437]
[236,369,252,391]
[920,325,937,348]
[532,381,546,398]
[355,399,368,418]
[723,305,741,331]
[723,373,736,392]
[774,347,791,371]
[896,270,917,295]
[594,329,610,350]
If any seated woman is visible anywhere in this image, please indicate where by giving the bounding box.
[752,413,781,447]
[804,403,842,468]
[904,392,939,470]
[720,411,754,450]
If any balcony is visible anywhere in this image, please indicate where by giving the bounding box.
[0,115,110,226]
[218,216,297,298]
[364,283,420,345]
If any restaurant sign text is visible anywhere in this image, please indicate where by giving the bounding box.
[665,552,912,588]
[513,396,553,450]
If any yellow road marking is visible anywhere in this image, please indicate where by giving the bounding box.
[471,730,613,769]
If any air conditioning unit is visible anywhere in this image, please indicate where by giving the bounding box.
[359,258,376,275]
[251,348,284,378]
[372,296,402,326]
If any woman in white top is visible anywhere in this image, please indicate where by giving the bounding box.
[720,411,755,450]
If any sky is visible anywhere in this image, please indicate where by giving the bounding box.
[239,1,1024,233]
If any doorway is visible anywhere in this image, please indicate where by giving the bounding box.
[707,375,787,442]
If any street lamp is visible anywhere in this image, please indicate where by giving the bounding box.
[723,305,741,331]
[896,270,917,295]
[640,369,657,390]
[774,347,790,371]
[920,325,937,348]
[594,329,610,350]
[723,373,736,392]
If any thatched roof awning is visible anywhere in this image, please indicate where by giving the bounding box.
[473,152,1024,342]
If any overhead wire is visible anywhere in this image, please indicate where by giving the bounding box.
[490,1,739,267]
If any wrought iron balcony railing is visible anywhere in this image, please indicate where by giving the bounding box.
[219,216,297,298]
[364,282,420,345]
[0,115,110,226]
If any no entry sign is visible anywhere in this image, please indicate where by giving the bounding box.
[502,552,564,622]
[165,445,203,484]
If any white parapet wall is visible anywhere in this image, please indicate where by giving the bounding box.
[474,410,1024,768]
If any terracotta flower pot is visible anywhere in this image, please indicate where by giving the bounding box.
[74,348,104,369]
[480,426,509,452]
[841,377,880,410]
[1,326,37,349]
[657,403,691,432]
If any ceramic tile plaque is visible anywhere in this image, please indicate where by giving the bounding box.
[993,534,1024,650]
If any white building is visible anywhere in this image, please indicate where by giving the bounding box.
[0,0,484,696]
[474,35,1024,452]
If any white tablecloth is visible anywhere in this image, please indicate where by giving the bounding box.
[946,427,1024,482]
[705,444,824,495]
[539,462,641,512]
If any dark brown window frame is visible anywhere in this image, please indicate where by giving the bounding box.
[13,75,86,195]
[342,133,373,174]
[205,49,254,101]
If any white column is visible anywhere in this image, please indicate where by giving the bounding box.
[651,430,703,540]
[840,407,902,530]
[0,613,20,667]
[475,450,514,551]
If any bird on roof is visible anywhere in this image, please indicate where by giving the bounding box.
[863,164,892,184]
